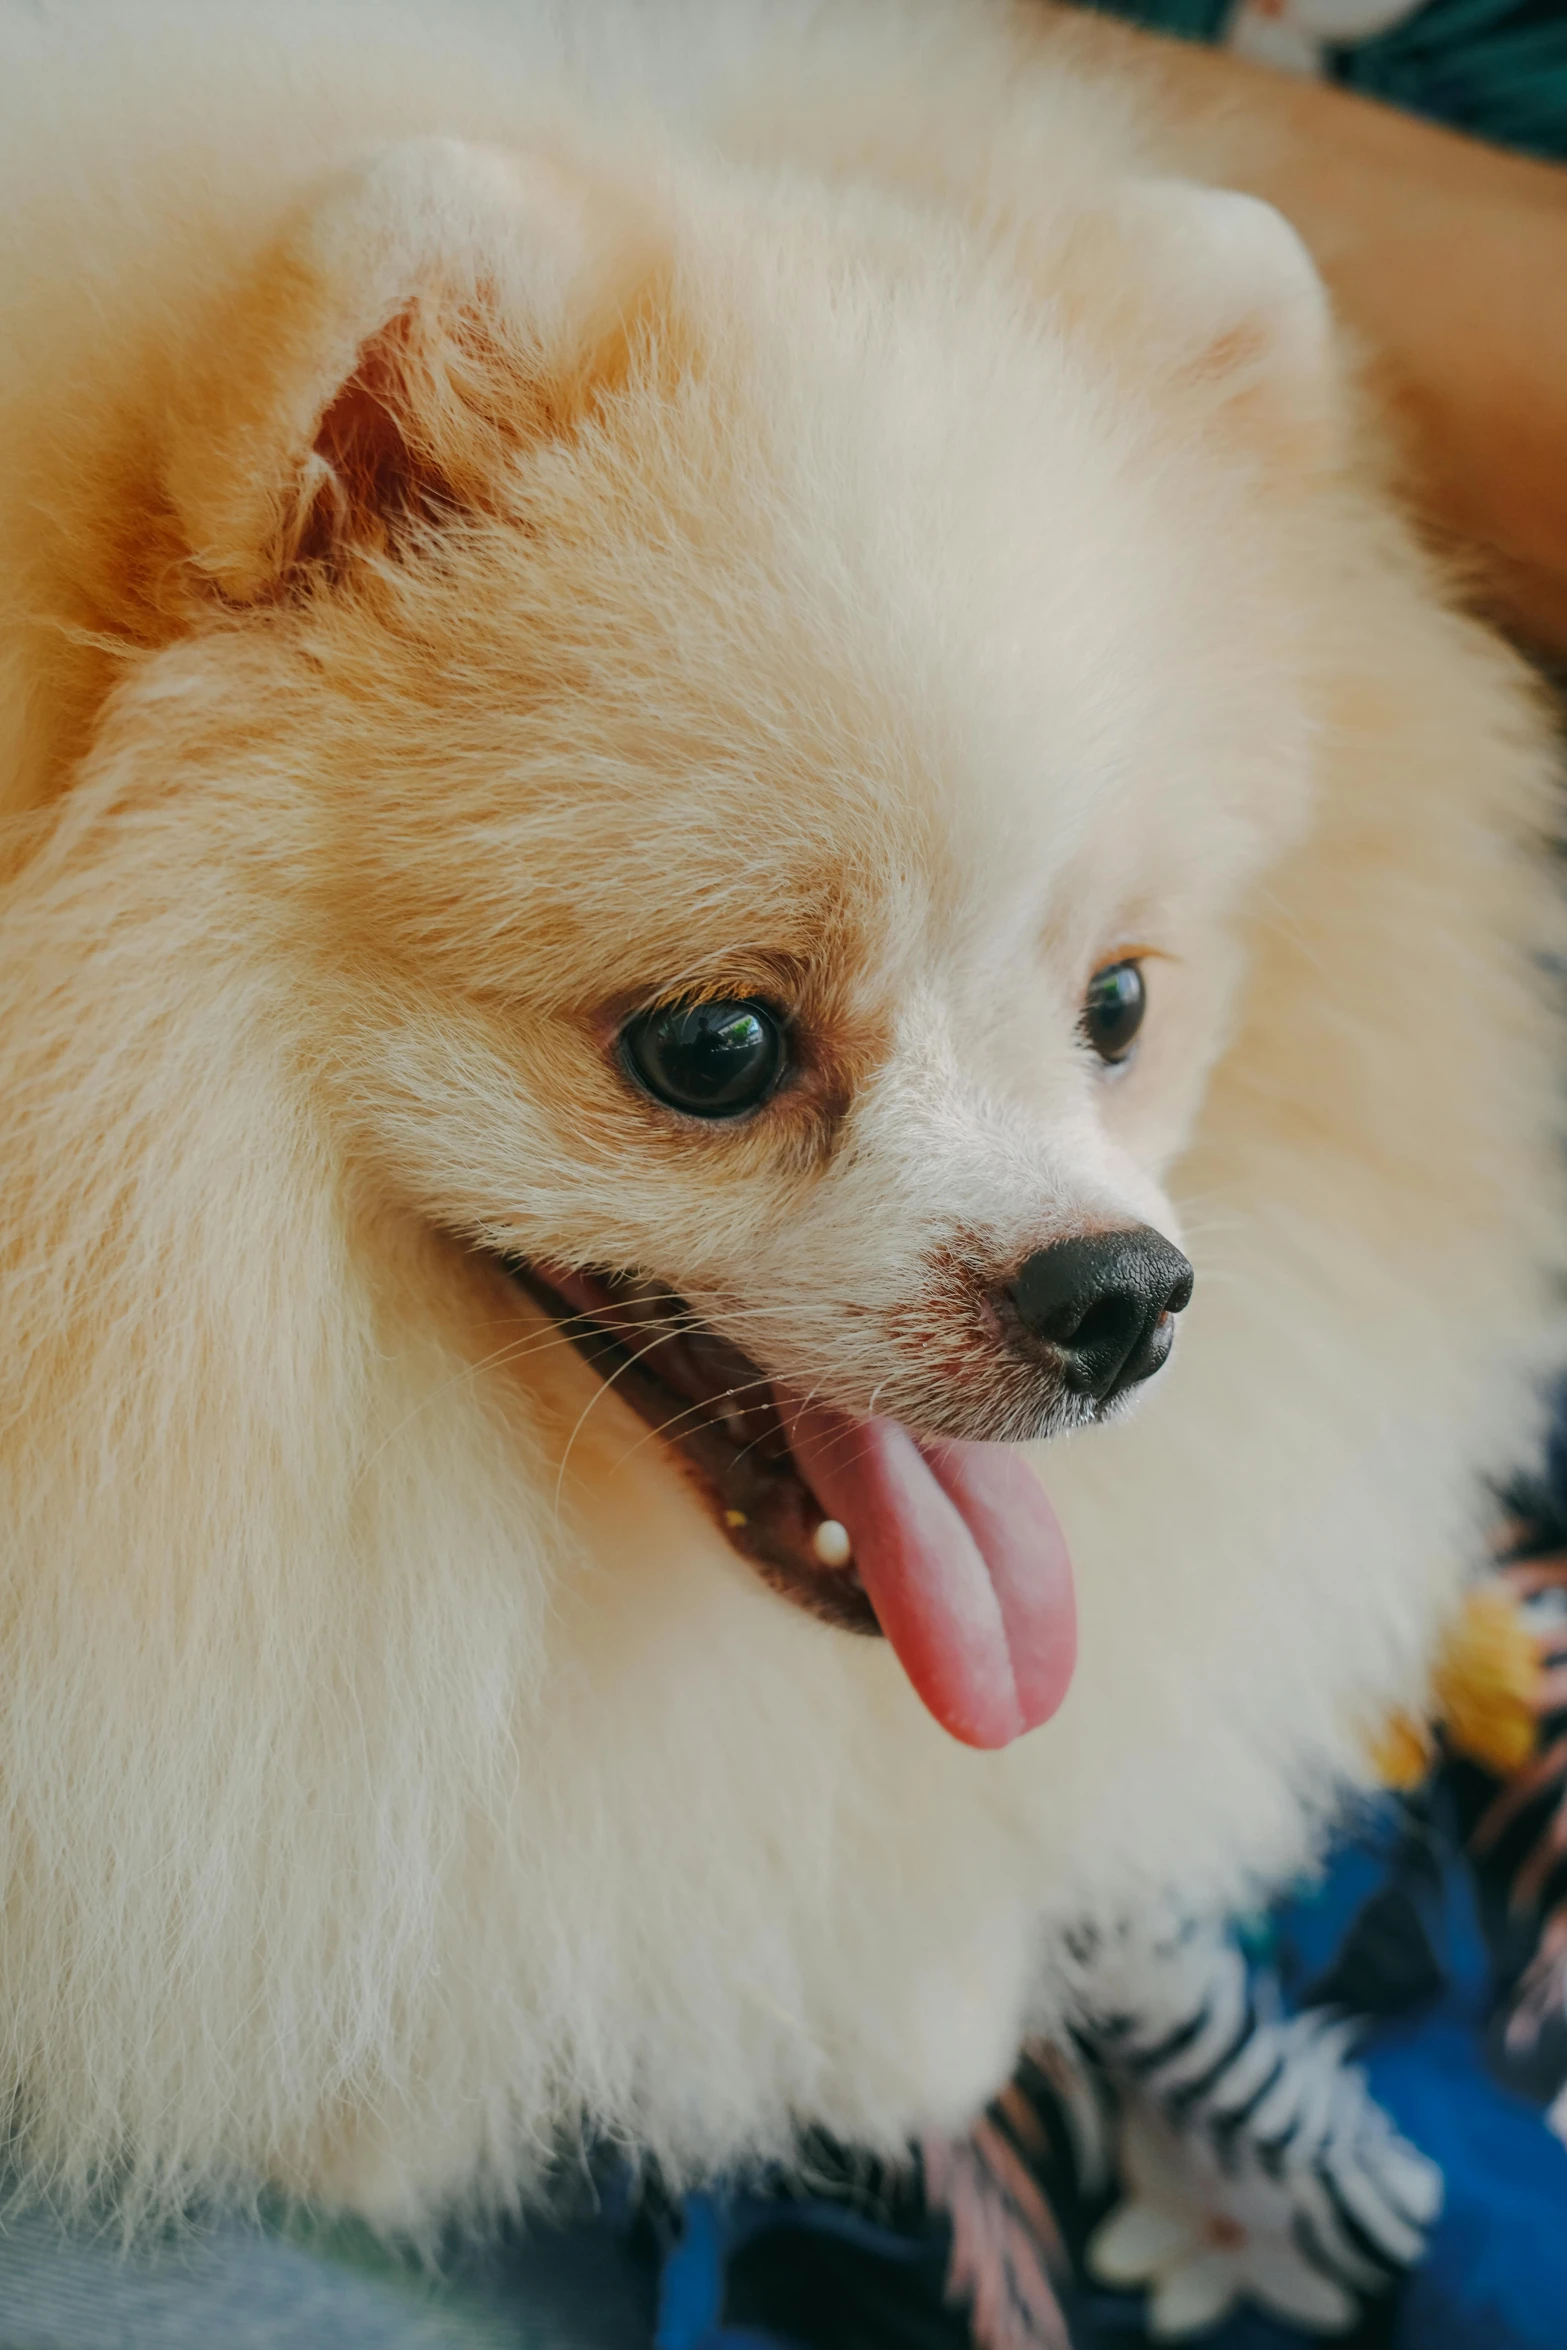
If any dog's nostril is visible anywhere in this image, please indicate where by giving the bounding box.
[1062,1291,1146,1363]
[1008,1228,1194,1405]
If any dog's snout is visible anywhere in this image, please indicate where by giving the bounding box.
[1008,1228,1194,1405]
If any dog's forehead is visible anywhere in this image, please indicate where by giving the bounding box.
[502,585,1219,1000]
[341,208,1310,1004]
[553,266,1294,918]
[491,712,1140,1028]
[418,567,1239,1026]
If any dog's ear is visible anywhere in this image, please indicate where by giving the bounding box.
[163,138,653,601]
[1064,181,1338,472]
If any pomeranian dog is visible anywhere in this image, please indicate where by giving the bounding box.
[0,0,1561,2234]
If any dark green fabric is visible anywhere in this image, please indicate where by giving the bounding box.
[1091,0,1232,37]
[1075,0,1567,161]
[1330,0,1567,161]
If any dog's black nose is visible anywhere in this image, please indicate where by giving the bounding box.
[1009,1228,1193,1405]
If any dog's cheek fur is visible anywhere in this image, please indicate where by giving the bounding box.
[1028,547,1567,1938]
[0,0,1564,2236]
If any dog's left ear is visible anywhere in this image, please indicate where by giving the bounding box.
[163,137,653,601]
[1065,180,1339,473]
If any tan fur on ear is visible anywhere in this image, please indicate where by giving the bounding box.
[164,137,657,599]
[1058,180,1339,472]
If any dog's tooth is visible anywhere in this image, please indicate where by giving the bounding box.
[812,1519,852,1569]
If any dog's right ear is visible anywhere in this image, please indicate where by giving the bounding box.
[163,138,655,602]
[1057,179,1340,476]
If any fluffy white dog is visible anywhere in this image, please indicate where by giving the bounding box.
[0,0,1561,2232]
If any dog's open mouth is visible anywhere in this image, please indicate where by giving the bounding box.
[509,1262,882,1636]
[506,1263,1077,1749]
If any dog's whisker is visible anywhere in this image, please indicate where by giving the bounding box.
[358,1271,889,1498]
[348,1321,629,1496]
[547,1321,754,1525]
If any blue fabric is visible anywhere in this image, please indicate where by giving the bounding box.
[654,2193,728,2350]
[1270,1795,1567,2350]
[648,2181,947,2350]
[1373,2028,1567,2350]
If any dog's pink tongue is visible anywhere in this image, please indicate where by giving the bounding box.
[784,1404,1076,1750]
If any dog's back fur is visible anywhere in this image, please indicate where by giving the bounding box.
[0,0,1562,2231]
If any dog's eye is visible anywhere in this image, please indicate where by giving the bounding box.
[1080,960,1146,1064]
[620,998,788,1118]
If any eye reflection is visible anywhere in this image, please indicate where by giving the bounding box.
[1080,960,1146,1064]
[620,998,788,1118]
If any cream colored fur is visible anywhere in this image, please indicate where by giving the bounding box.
[0,0,1562,2233]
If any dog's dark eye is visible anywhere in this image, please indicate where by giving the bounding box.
[1080,960,1146,1064]
[620,998,788,1118]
